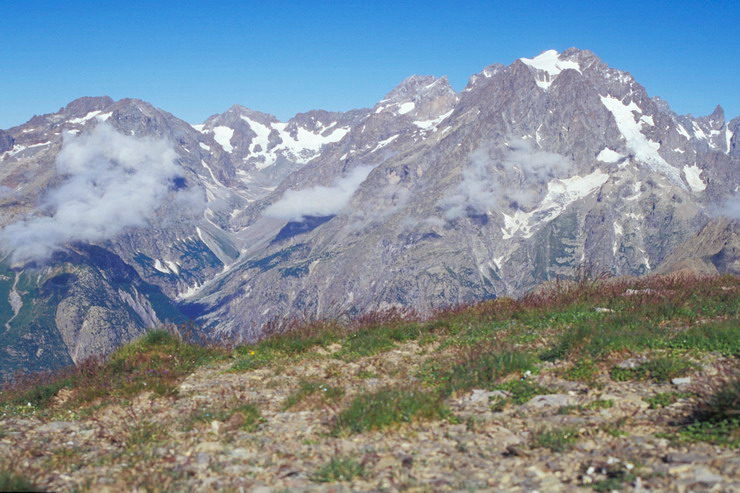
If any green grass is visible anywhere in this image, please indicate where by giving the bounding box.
[127,421,169,449]
[439,350,537,396]
[1,330,228,413]
[0,470,39,492]
[282,380,344,410]
[672,378,740,448]
[492,379,551,405]
[540,276,739,363]
[678,419,739,448]
[610,356,696,383]
[645,392,692,409]
[333,387,448,435]
[334,324,422,361]
[586,399,614,410]
[530,427,579,452]
[311,457,365,483]
[666,320,740,356]
[189,402,263,432]
[563,358,600,384]
[696,379,740,422]
[590,464,637,492]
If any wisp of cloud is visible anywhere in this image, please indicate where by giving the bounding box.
[1,124,187,263]
[263,165,375,221]
[440,139,573,219]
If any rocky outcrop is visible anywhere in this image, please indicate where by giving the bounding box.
[655,218,740,275]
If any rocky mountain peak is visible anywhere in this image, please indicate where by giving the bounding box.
[374,75,458,121]
[61,96,115,117]
[701,104,725,126]
[464,63,506,90]
[383,75,455,103]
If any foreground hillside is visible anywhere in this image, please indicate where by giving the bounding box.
[1,275,738,492]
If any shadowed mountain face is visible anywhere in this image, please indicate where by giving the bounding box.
[1,48,738,375]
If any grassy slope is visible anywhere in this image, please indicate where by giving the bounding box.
[0,274,738,490]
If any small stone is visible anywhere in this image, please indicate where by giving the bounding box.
[195,441,224,453]
[505,445,532,458]
[229,448,252,460]
[617,358,646,369]
[665,453,711,464]
[376,455,397,469]
[668,464,693,475]
[582,475,593,484]
[210,420,222,433]
[467,389,510,403]
[195,452,210,466]
[634,477,644,491]
[36,421,75,433]
[594,307,615,313]
[688,466,723,485]
[526,394,576,408]
[671,377,691,386]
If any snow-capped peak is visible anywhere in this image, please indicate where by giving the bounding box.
[520,50,581,90]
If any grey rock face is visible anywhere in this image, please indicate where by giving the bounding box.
[655,218,740,276]
[190,48,739,340]
[0,48,738,374]
[0,130,13,153]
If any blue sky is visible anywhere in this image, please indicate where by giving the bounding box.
[2,0,738,128]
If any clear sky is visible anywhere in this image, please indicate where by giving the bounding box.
[2,0,738,129]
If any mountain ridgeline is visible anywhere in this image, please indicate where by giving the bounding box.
[1,48,738,377]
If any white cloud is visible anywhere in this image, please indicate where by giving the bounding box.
[440,139,573,219]
[713,193,740,220]
[263,165,374,221]
[0,124,193,263]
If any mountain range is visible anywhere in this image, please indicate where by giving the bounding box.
[1,48,738,378]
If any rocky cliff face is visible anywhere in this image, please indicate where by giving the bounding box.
[1,48,738,373]
[189,49,738,340]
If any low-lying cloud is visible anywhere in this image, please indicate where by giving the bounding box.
[1,124,193,263]
[263,165,374,221]
[712,193,740,220]
[440,139,573,219]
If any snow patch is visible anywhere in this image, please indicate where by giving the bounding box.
[241,116,349,169]
[413,109,454,131]
[692,122,707,140]
[177,283,202,300]
[520,50,581,90]
[726,127,733,153]
[199,143,210,151]
[676,124,691,140]
[501,170,609,239]
[683,165,706,192]
[597,148,624,163]
[600,95,683,187]
[639,115,654,126]
[165,260,180,274]
[371,134,399,153]
[153,259,170,274]
[212,126,234,153]
[398,102,416,115]
[68,110,101,124]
